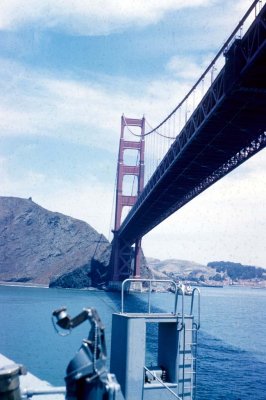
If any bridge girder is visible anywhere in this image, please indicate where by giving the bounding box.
[118,4,266,245]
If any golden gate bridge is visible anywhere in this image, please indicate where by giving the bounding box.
[109,0,266,288]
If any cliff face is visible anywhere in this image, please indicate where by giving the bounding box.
[0,196,111,287]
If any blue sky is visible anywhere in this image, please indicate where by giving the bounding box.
[0,0,265,267]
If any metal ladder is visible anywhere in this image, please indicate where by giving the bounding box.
[178,289,200,400]
[181,323,198,399]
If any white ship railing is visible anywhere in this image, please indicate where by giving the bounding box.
[21,387,66,398]
[190,288,201,329]
[121,278,185,331]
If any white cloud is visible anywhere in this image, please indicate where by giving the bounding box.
[0,58,197,150]
[166,56,208,81]
[0,0,212,34]
[0,60,130,148]
[1,0,265,267]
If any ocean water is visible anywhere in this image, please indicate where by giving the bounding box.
[0,285,265,399]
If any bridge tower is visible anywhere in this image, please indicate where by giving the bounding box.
[110,116,145,285]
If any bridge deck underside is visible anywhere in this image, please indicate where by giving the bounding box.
[118,8,266,244]
[136,87,265,231]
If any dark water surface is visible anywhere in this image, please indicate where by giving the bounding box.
[0,285,265,399]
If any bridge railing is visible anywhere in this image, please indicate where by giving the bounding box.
[143,0,265,185]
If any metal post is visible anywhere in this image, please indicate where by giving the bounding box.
[0,364,26,400]
[148,280,151,313]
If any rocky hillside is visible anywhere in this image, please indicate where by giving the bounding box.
[2,196,264,289]
[147,257,266,285]
[147,257,212,280]
[0,196,111,287]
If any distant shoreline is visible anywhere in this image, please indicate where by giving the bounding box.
[0,281,102,291]
[1,280,265,290]
[0,281,49,288]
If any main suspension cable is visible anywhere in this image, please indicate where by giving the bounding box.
[124,0,262,138]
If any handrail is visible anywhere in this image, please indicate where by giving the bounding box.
[121,278,185,331]
[22,387,66,398]
[121,278,184,314]
[143,366,182,400]
[190,288,200,330]
[177,285,184,332]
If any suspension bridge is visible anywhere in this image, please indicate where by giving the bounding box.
[109,0,266,287]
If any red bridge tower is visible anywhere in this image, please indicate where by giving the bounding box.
[110,116,145,285]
